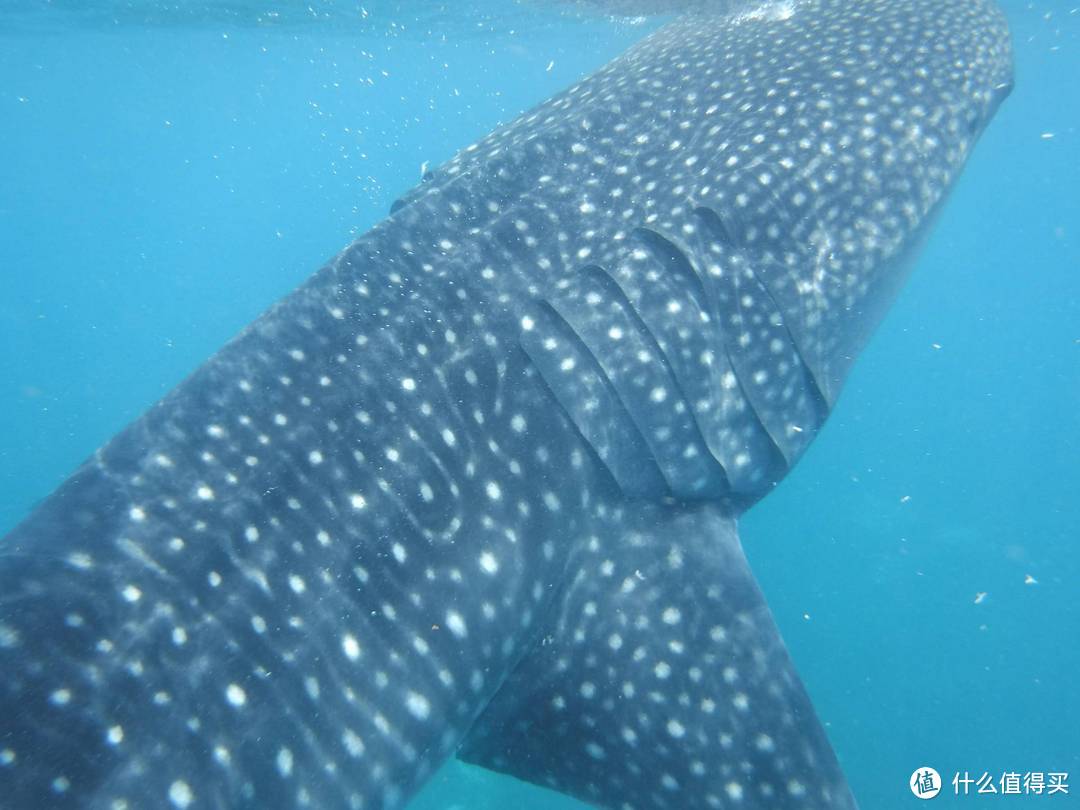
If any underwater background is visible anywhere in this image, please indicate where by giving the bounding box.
[0,1,1076,807]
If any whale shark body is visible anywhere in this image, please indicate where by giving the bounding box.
[0,1,1011,808]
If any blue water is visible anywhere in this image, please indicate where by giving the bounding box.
[0,2,1076,808]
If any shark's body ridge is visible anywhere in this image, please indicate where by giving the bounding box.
[0,1,1011,808]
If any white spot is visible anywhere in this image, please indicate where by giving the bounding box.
[289,575,306,594]
[405,691,431,720]
[510,414,526,433]
[580,682,597,699]
[726,782,744,801]
[446,611,467,638]
[521,316,535,331]
[121,585,142,603]
[662,607,681,625]
[226,683,246,707]
[654,661,671,679]
[251,615,266,634]
[0,626,17,652]
[485,481,501,501]
[667,719,686,738]
[401,377,416,391]
[169,780,194,809]
[342,729,365,758]
[195,485,214,501]
[391,543,407,564]
[129,506,146,522]
[349,493,367,510]
[441,428,456,447]
[50,688,72,706]
[244,525,260,542]
[308,450,324,465]
[171,627,187,646]
[276,747,294,778]
[67,552,93,570]
[479,552,499,575]
[419,482,434,502]
[342,634,361,661]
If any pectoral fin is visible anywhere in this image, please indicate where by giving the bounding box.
[459,505,857,809]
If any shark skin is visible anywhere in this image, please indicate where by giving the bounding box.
[0,1,1011,809]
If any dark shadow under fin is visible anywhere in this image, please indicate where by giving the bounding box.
[459,504,858,810]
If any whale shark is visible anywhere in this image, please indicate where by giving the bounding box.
[0,0,1012,808]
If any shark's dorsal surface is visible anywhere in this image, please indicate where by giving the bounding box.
[0,1,1011,809]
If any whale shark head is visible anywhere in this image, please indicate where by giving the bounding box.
[0,1,1010,809]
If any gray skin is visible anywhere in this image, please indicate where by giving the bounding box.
[0,1,1011,809]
